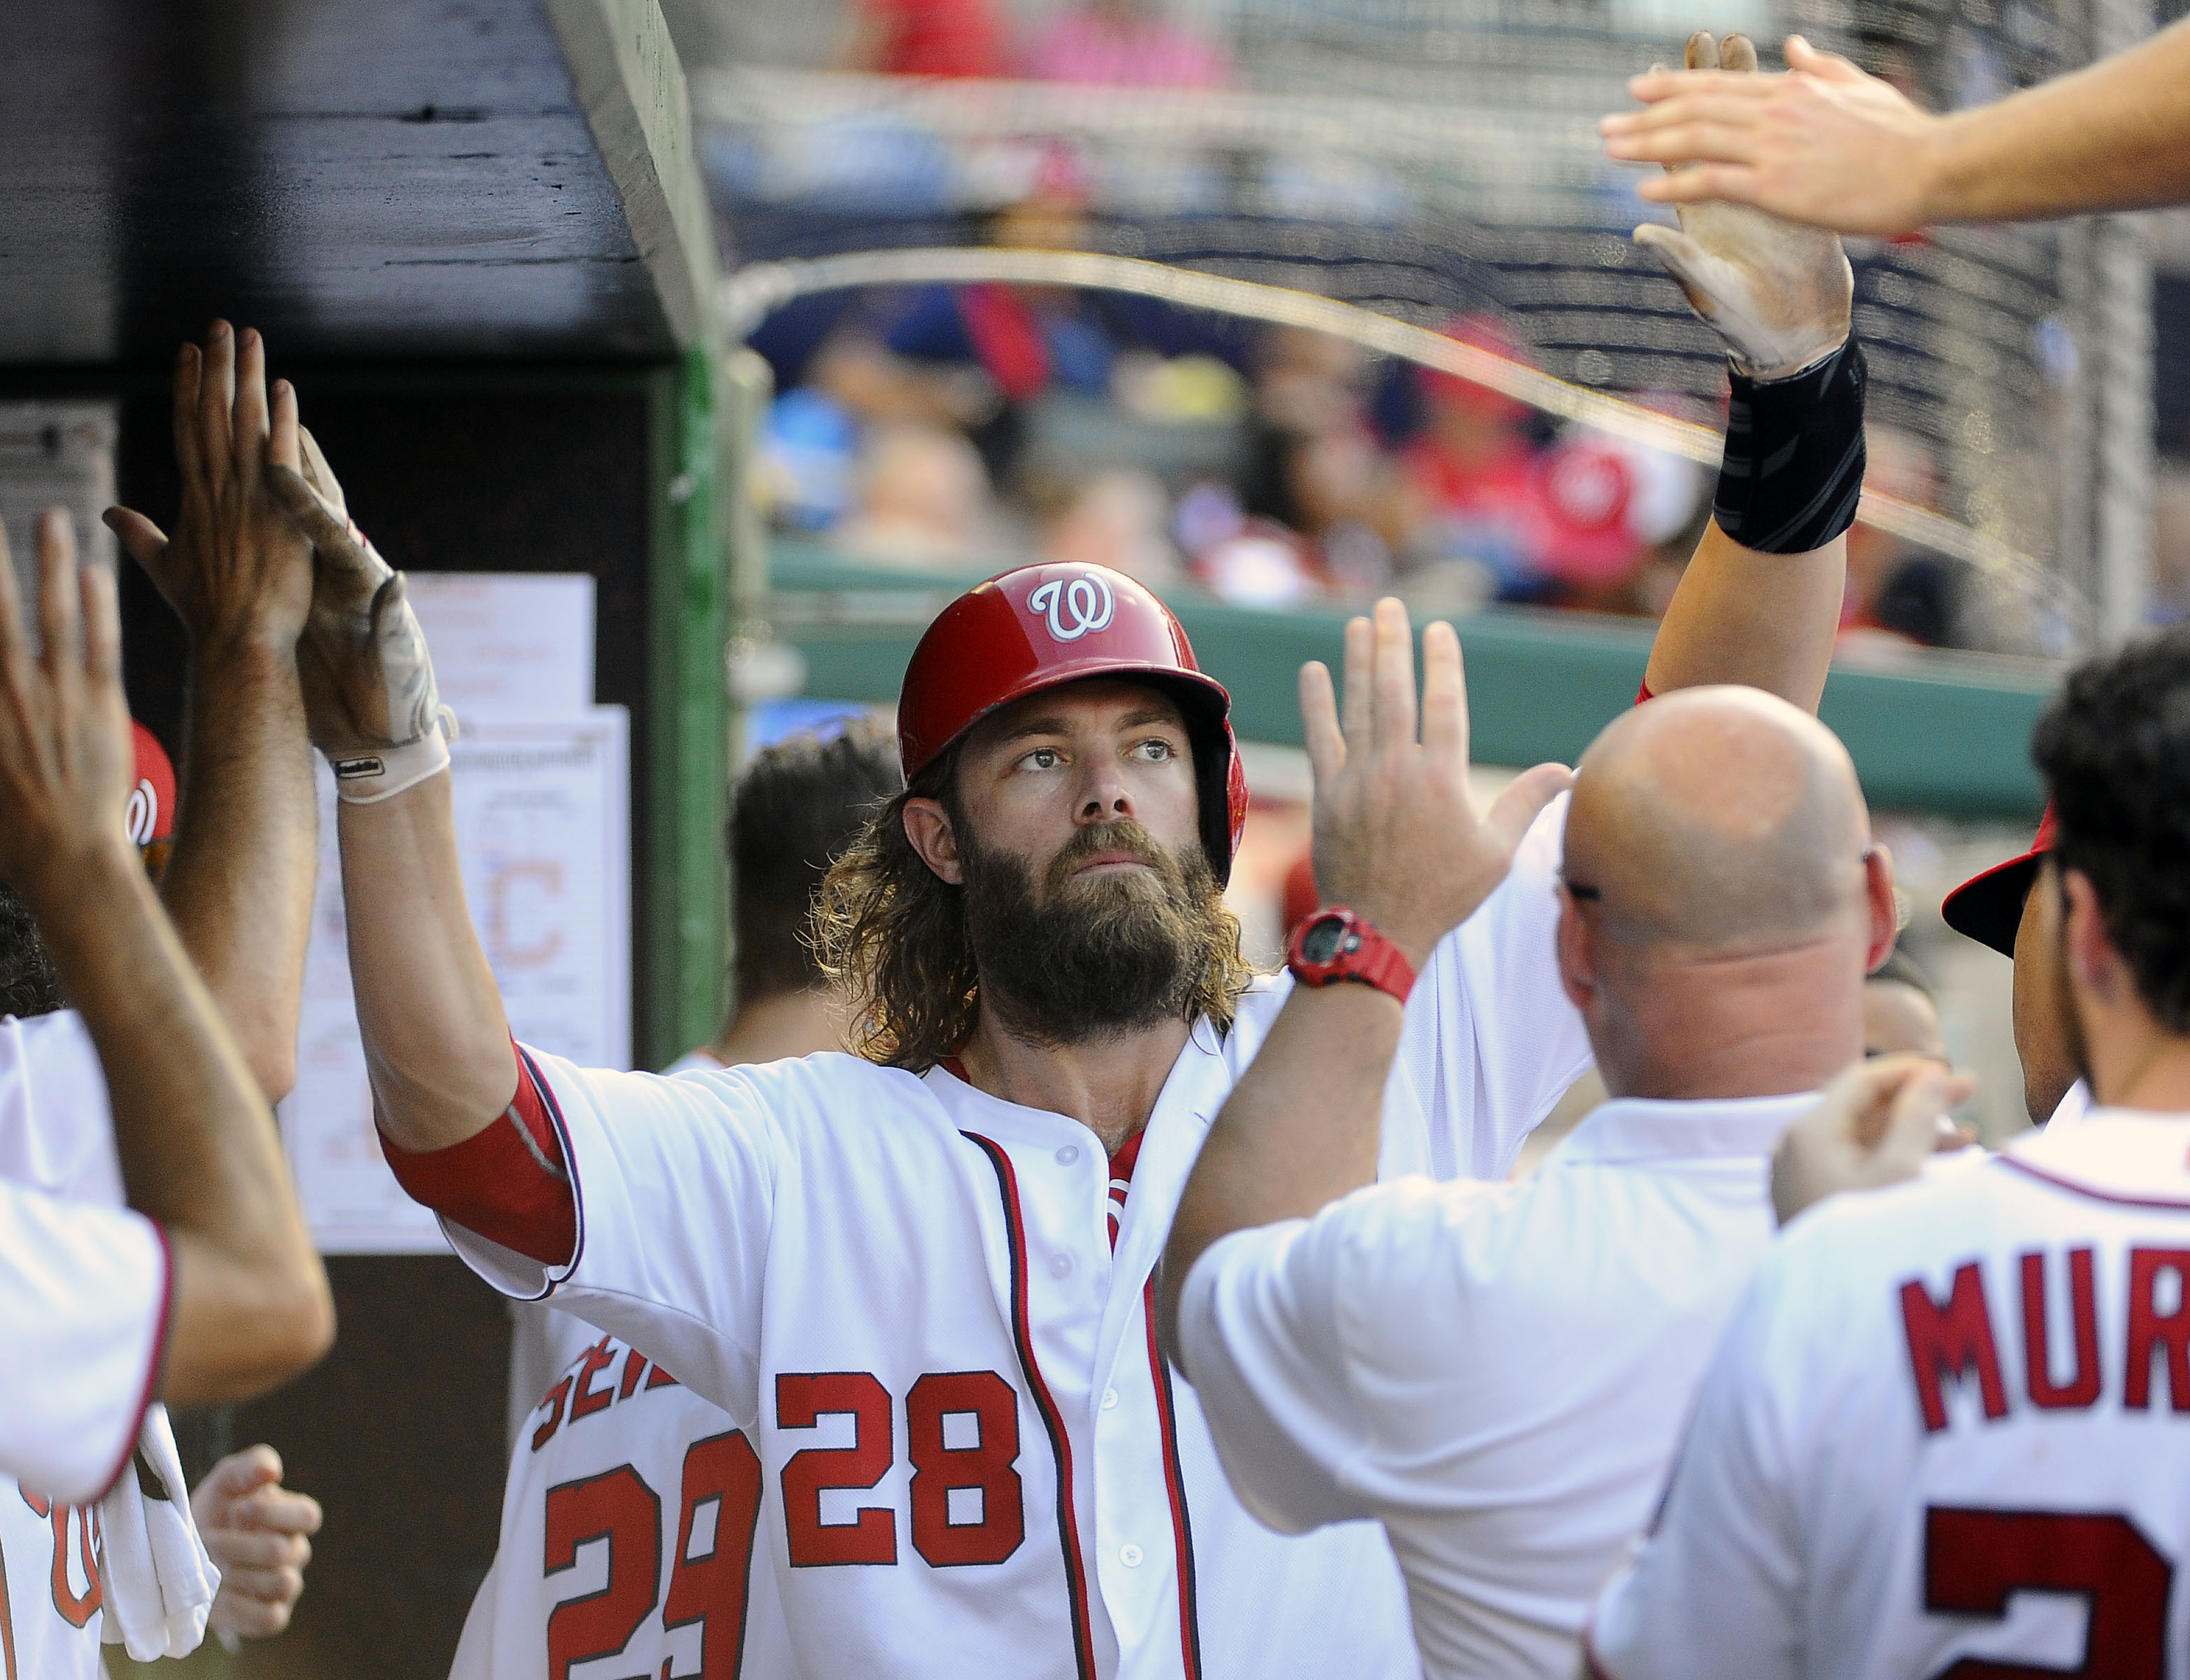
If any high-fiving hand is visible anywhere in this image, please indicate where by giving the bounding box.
[103,323,313,656]
[1625,32,1854,378]
[263,436,456,802]
[1604,34,1940,237]
[0,513,135,904]
[1301,598,1570,970]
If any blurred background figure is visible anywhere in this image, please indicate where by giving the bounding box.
[1863,947,1947,1059]
[1024,0,1231,87]
[833,422,1001,566]
[839,0,1008,76]
[1839,426,1962,651]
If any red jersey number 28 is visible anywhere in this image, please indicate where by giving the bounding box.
[544,1431,764,1680]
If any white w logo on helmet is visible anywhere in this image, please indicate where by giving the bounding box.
[1028,573,1116,642]
[124,779,159,848]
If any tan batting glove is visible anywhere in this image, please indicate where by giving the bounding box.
[265,429,457,804]
[1770,1054,1976,1227]
[1631,31,1853,380]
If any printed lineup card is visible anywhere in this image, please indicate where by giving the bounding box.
[278,710,631,1254]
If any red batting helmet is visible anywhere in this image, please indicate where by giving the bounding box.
[897,562,1250,883]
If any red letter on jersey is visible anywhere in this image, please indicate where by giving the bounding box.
[568,1337,617,1422]
[779,1372,897,1566]
[543,1466,662,1680]
[663,1430,766,1677]
[2021,1248,2101,1410]
[906,1371,1026,1567]
[2126,1248,2190,1412]
[1902,1262,2008,1433]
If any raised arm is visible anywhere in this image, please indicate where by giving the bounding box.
[263,455,515,1153]
[1626,33,1858,713]
[105,323,319,1101]
[0,512,331,1403]
[1158,598,1568,1366]
[1603,24,2190,235]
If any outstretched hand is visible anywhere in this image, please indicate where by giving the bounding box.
[1301,598,1569,969]
[0,513,135,903]
[1770,1053,1976,1225]
[1622,32,1854,378]
[1603,33,1941,237]
[263,440,455,790]
[103,323,313,655]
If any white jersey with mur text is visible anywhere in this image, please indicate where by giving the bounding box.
[453,1330,794,1680]
[1589,1110,2190,1680]
[0,1011,175,1679]
[426,795,1591,1680]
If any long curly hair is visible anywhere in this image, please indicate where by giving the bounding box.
[812,754,1253,1070]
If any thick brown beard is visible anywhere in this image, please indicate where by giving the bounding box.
[960,816,1232,1047]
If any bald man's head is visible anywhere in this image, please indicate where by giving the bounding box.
[1564,687,1871,955]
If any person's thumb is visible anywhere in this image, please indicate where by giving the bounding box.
[1481,762,1572,857]
[1784,34,1865,81]
[101,508,170,575]
[1632,223,1728,321]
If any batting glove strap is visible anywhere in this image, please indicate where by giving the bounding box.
[1713,337,1868,557]
[328,707,457,805]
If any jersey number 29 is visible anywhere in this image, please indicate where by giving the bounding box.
[544,1431,763,1680]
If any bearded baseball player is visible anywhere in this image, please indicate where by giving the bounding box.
[1589,626,2190,1678]
[268,70,1858,1670]
[462,727,902,1680]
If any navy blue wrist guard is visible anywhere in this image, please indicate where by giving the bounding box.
[1713,337,1867,555]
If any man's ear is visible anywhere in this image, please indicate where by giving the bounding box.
[902,797,964,885]
[1861,843,1898,973]
[2061,868,2124,1003]
[1555,884,1596,1014]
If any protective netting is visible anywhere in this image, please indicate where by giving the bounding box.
[682,0,2126,653]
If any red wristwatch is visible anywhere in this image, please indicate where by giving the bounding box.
[1286,907,1416,1004]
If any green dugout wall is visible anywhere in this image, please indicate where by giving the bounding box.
[765,541,2058,821]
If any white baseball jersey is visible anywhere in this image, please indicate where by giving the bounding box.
[0,1010,172,1679]
[454,1329,795,1680]
[1589,1108,2190,1679]
[1177,1091,1814,1679]
[425,795,1589,1680]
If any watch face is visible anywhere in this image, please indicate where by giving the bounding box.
[1300,914,1351,964]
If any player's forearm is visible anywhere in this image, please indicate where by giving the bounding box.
[1922,19,2190,224]
[163,640,318,1103]
[31,843,331,1401]
[1642,522,1843,712]
[337,771,519,1152]
[1159,984,1396,1369]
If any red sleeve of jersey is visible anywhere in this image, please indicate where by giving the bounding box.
[379,1045,577,1265]
[1636,679,1654,705]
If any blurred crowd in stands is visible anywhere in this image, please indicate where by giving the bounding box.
[732,0,1989,649]
[751,244,1971,647]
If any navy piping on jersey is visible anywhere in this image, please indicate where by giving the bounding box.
[1997,1153,2190,1212]
[517,1044,587,1299]
[963,1130,1099,1680]
[1141,1276,1205,1678]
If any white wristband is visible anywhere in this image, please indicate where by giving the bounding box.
[329,712,456,804]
